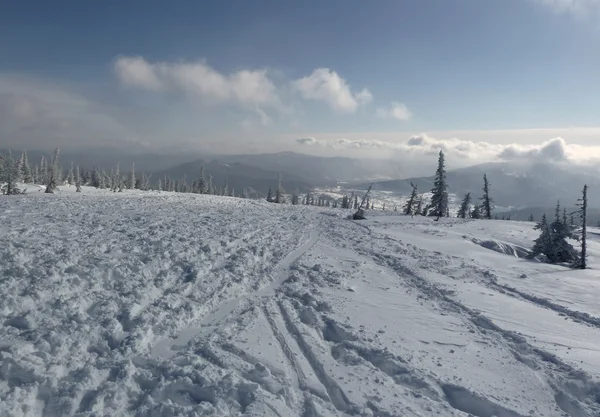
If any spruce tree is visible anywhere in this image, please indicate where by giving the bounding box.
[528,213,534,222]
[573,185,588,269]
[75,166,82,192]
[2,150,21,195]
[45,148,60,193]
[404,182,418,215]
[275,173,285,203]
[341,195,349,209]
[457,192,471,219]
[222,179,228,196]
[92,166,100,188]
[548,201,577,264]
[207,175,214,194]
[480,174,493,219]
[470,204,481,219]
[429,150,448,219]
[291,189,300,205]
[67,162,74,186]
[530,213,552,260]
[416,197,424,216]
[32,165,39,184]
[19,150,31,183]
[129,163,136,190]
[266,186,273,202]
[40,155,48,185]
[197,166,207,194]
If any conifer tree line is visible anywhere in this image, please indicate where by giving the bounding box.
[1,147,264,199]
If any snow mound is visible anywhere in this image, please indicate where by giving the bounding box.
[470,237,531,258]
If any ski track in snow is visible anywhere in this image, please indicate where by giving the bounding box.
[2,188,600,416]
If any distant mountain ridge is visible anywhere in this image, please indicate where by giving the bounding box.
[154,158,313,197]
[215,152,403,186]
[355,161,600,208]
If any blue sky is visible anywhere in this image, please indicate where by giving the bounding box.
[1,0,600,164]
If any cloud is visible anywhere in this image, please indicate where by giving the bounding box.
[0,76,138,150]
[292,68,372,113]
[531,0,600,15]
[113,56,162,90]
[498,137,568,161]
[295,133,600,164]
[376,102,412,121]
[114,56,279,107]
[296,137,317,145]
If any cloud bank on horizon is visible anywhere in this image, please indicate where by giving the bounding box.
[295,135,600,166]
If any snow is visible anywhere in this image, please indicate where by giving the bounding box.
[2,187,600,416]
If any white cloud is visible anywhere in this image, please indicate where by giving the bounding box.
[113,56,162,90]
[376,102,412,121]
[531,0,600,15]
[113,56,279,107]
[292,68,372,113]
[498,137,568,161]
[295,133,600,164]
[0,76,138,150]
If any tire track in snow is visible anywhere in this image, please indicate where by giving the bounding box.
[488,280,600,330]
[151,223,321,359]
[262,303,304,398]
[276,300,356,414]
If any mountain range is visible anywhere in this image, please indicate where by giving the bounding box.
[6,148,600,210]
[357,161,600,209]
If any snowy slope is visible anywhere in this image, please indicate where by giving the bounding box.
[1,189,600,417]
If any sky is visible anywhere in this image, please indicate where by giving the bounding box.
[1,0,600,167]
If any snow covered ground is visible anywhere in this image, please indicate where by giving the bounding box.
[2,186,600,416]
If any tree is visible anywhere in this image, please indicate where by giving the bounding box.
[2,150,21,195]
[291,189,300,205]
[40,155,48,185]
[548,201,577,264]
[67,162,75,186]
[222,179,228,196]
[572,185,588,269]
[19,150,32,183]
[207,174,214,195]
[143,173,152,191]
[275,173,285,204]
[75,166,82,192]
[457,192,471,219]
[129,163,136,190]
[196,166,207,194]
[528,213,534,222]
[480,174,493,219]
[266,187,274,202]
[470,204,481,219]
[404,182,418,215]
[341,195,350,209]
[529,214,552,260]
[45,148,60,193]
[429,150,448,219]
[416,197,424,216]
